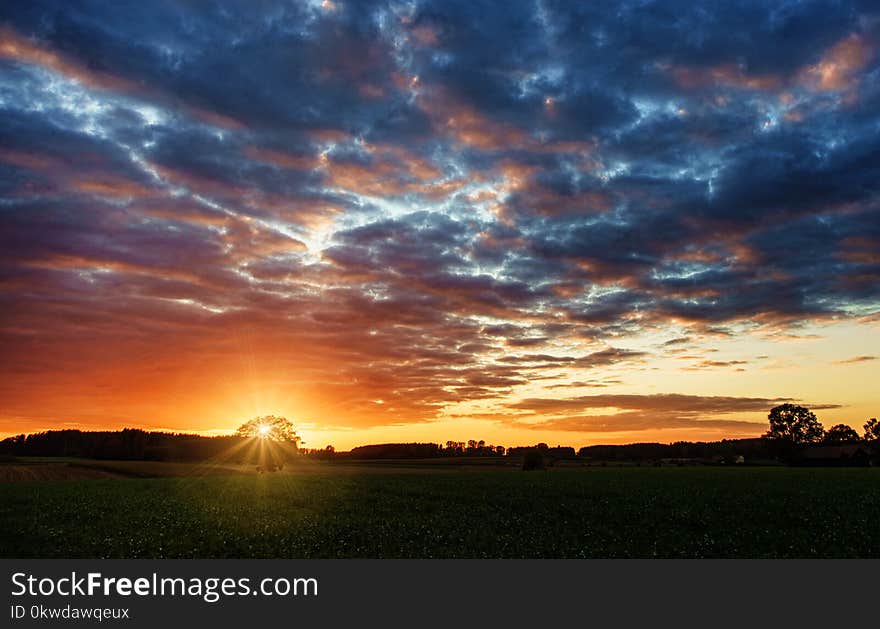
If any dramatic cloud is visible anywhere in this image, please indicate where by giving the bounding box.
[0,1,877,442]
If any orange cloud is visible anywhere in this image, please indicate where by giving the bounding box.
[245,146,319,171]
[358,83,385,99]
[222,217,308,260]
[799,33,874,92]
[669,32,875,102]
[0,149,66,172]
[317,141,452,199]
[73,177,153,199]
[669,63,782,91]
[0,148,154,199]
[410,25,440,47]
[838,236,880,264]
[186,106,245,130]
[0,26,139,93]
[414,85,595,174]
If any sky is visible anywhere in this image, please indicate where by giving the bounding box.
[0,0,878,450]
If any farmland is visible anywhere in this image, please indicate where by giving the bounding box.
[1,459,878,558]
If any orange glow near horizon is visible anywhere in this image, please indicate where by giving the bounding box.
[1,318,877,451]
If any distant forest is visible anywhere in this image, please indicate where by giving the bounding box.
[1,428,877,466]
[0,429,252,463]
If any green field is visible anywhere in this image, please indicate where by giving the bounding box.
[1,460,878,558]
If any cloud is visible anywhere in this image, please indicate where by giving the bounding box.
[0,1,877,434]
[662,337,691,346]
[683,360,749,371]
[833,355,877,364]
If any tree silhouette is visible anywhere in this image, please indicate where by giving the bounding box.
[764,404,824,444]
[823,424,861,444]
[864,418,879,442]
[236,415,302,447]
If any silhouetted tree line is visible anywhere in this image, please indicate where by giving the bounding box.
[346,443,443,459]
[443,440,507,456]
[0,429,262,462]
[576,438,771,462]
[344,440,509,459]
[0,431,827,464]
[2,405,877,466]
[508,443,577,459]
[301,445,336,460]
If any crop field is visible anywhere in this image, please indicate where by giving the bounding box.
[1,461,878,558]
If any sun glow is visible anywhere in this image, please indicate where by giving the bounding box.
[257,424,271,438]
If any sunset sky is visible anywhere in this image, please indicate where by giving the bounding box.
[1,1,878,450]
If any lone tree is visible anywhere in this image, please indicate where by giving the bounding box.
[236,415,303,472]
[823,423,861,444]
[764,404,825,444]
[236,415,302,446]
[864,418,879,442]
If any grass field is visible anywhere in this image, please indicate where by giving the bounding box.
[1,459,878,558]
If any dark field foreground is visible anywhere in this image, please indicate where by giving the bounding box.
[1,464,878,558]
